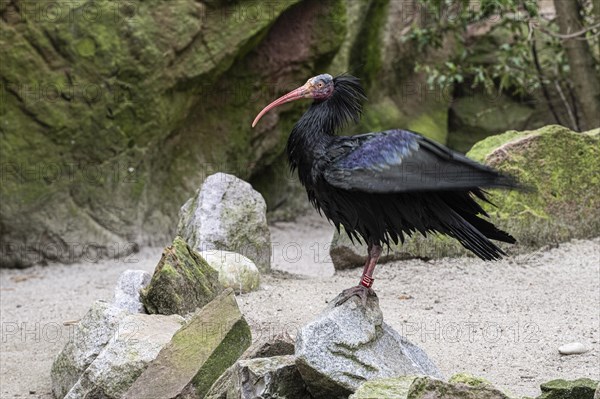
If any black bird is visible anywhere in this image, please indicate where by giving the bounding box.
[252,74,518,304]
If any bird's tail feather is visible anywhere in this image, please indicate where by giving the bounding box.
[460,212,516,244]
[445,216,506,260]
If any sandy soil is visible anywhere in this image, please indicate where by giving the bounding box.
[1,213,598,398]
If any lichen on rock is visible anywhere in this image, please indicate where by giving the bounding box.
[537,378,599,399]
[125,288,252,399]
[141,236,223,316]
[350,375,511,399]
[468,125,600,249]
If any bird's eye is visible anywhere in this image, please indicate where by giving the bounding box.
[317,82,324,88]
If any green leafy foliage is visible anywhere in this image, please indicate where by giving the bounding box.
[404,0,598,120]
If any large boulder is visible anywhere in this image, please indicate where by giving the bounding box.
[468,125,600,248]
[448,93,535,153]
[349,375,510,399]
[51,301,128,398]
[0,0,347,268]
[178,173,272,273]
[125,288,252,399]
[63,313,184,398]
[141,236,223,316]
[295,292,442,398]
[199,250,260,294]
[330,125,600,267]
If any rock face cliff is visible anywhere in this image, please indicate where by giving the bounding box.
[1,0,565,267]
[0,0,346,267]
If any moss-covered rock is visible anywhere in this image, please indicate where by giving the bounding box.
[124,288,252,399]
[141,236,223,316]
[349,376,415,398]
[330,125,600,267]
[449,93,535,152]
[449,372,495,388]
[468,125,600,249]
[0,0,347,267]
[350,375,510,399]
[538,378,599,399]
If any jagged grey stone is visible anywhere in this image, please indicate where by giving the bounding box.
[177,173,271,273]
[227,355,311,399]
[113,270,152,313]
[295,292,442,398]
[205,332,296,398]
[63,313,184,399]
[199,250,260,293]
[51,301,128,398]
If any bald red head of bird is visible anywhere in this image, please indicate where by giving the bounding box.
[252,74,334,128]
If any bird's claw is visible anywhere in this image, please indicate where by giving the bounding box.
[334,285,376,307]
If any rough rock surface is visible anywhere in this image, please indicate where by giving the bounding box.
[448,93,535,152]
[125,289,251,399]
[141,236,222,316]
[330,125,600,267]
[538,378,599,399]
[1,0,347,268]
[63,313,184,398]
[199,250,260,294]
[349,375,510,399]
[51,301,128,398]
[113,270,151,313]
[241,332,295,360]
[468,125,600,249]
[227,355,312,399]
[178,173,272,273]
[295,292,442,398]
[205,332,296,398]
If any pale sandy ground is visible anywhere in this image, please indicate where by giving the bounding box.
[1,213,599,398]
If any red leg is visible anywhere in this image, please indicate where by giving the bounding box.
[360,244,381,288]
[335,244,382,306]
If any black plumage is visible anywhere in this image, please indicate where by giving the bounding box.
[253,73,518,302]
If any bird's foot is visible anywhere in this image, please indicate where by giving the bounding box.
[334,285,376,307]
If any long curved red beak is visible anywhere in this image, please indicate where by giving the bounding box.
[252,83,310,128]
